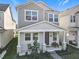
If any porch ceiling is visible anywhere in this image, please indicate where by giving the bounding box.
[18,21,65,32]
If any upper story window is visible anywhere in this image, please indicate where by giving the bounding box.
[54,15,58,22]
[48,13,58,23]
[25,10,38,21]
[70,15,75,23]
[49,14,54,22]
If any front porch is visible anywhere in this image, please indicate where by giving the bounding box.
[17,21,67,56]
[17,31,66,55]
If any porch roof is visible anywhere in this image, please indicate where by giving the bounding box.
[17,21,65,32]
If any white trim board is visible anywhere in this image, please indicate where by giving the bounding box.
[19,29,64,32]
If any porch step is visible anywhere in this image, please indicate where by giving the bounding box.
[50,52,62,59]
[46,47,62,52]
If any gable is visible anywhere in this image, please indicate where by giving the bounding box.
[16,1,56,11]
[16,2,44,10]
[37,2,51,10]
[18,21,64,32]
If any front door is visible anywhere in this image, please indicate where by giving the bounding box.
[49,32,53,46]
[49,32,58,46]
[45,32,49,45]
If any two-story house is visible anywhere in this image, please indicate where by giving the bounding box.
[59,5,79,48]
[0,4,16,52]
[17,1,66,56]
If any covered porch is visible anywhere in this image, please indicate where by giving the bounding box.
[17,21,67,55]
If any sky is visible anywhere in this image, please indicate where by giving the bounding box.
[0,0,79,23]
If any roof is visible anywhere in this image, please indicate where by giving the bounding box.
[36,1,53,10]
[60,4,79,16]
[17,21,65,32]
[0,4,9,11]
[16,1,59,12]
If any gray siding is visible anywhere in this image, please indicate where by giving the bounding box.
[17,3,44,28]
[17,2,59,28]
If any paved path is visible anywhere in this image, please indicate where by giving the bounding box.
[0,50,6,59]
[50,51,62,59]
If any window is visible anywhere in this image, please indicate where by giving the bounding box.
[73,16,75,22]
[33,33,38,40]
[70,15,75,23]
[54,15,58,22]
[32,11,37,20]
[25,33,31,40]
[49,14,53,22]
[26,11,31,20]
[48,14,58,22]
[25,10,38,21]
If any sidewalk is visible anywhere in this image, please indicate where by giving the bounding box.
[50,51,62,59]
[0,50,6,59]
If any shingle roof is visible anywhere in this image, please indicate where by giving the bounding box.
[0,4,9,11]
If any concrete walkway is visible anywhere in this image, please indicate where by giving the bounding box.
[50,51,62,59]
[0,50,7,59]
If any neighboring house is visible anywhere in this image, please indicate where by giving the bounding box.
[59,5,79,48]
[0,4,16,51]
[17,1,66,56]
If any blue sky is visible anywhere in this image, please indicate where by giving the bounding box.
[0,0,79,23]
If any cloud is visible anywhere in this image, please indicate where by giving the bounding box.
[58,0,70,6]
[62,0,69,5]
[58,0,63,6]
[9,0,18,6]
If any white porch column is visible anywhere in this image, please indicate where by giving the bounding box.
[62,31,67,50]
[18,32,20,46]
[31,33,33,46]
[57,32,59,44]
[17,32,26,56]
[43,32,45,45]
[43,32,46,53]
[77,31,79,48]
[17,32,22,55]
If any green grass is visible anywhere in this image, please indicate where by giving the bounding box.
[3,37,53,59]
[56,45,79,59]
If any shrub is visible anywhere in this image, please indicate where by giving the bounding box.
[51,42,59,47]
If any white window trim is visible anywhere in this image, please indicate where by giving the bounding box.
[70,15,75,23]
[24,10,38,22]
[48,13,59,23]
[25,33,31,41]
[48,13,54,22]
[54,14,59,23]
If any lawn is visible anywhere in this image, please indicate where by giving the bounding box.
[3,37,53,59]
[56,45,79,59]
